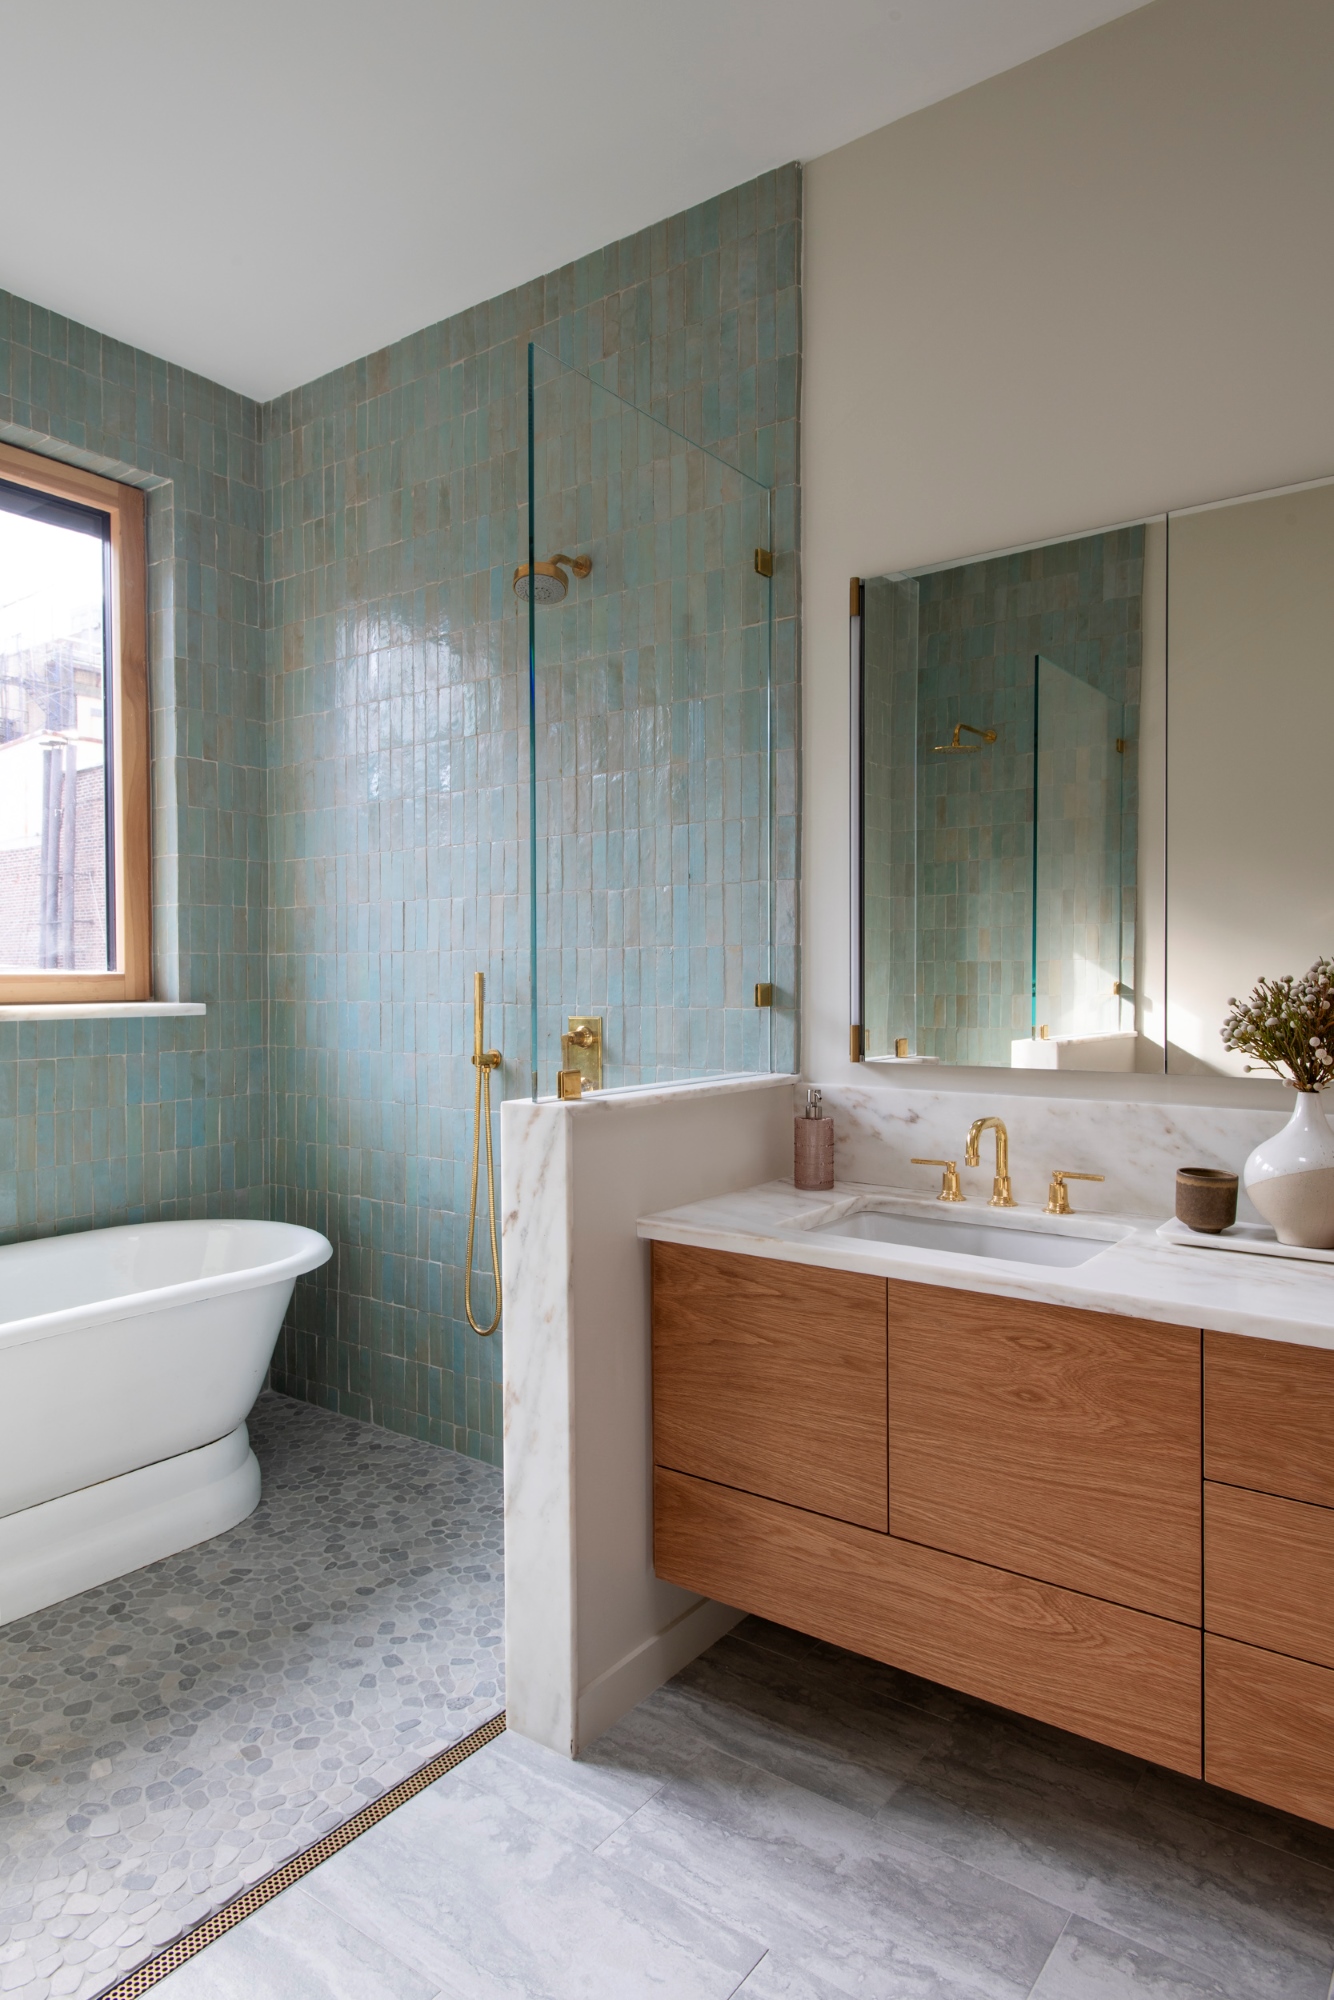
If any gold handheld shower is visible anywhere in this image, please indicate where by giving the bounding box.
[465,971,503,1337]
[933,721,998,753]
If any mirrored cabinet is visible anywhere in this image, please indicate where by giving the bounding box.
[852,475,1334,1078]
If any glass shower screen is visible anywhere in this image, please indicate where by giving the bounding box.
[523,344,775,1097]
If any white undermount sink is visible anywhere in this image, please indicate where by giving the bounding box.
[806,1202,1123,1268]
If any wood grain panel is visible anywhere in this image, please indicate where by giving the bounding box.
[1205,1331,1334,1507]
[656,1465,1202,1775]
[652,1244,888,1530]
[1206,1634,1334,1829]
[1205,1481,1334,1669]
[888,1280,1201,1621]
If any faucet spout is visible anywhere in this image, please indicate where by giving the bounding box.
[965,1116,1016,1207]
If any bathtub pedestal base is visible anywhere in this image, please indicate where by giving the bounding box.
[0,1423,260,1629]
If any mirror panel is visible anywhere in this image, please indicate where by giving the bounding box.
[861,525,1161,1070]
[1165,479,1334,1075]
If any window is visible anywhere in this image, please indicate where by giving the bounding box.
[0,443,148,1003]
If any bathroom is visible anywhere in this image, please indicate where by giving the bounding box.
[3,0,1334,1995]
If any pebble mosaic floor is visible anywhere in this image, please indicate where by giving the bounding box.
[0,1393,505,2000]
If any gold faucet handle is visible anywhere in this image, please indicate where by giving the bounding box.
[912,1158,965,1203]
[566,1024,595,1049]
[1046,1170,1105,1216]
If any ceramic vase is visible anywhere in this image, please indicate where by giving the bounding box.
[1244,1091,1334,1248]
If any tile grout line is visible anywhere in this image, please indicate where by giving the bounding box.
[91,1710,507,2000]
[1022,1911,1072,1999]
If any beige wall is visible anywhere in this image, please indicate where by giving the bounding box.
[802,0,1334,1106]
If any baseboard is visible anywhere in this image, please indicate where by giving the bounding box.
[574,1595,743,1752]
[0,1425,259,1628]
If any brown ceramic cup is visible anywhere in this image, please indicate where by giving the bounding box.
[1175,1167,1239,1234]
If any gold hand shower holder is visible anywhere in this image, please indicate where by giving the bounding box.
[465,971,503,1337]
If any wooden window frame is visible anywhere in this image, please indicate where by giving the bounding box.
[0,441,150,1003]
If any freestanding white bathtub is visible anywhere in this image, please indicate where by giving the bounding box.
[0,1217,332,1627]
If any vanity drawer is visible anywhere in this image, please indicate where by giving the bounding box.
[1206,1635,1334,1829]
[1205,1482,1334,1668]
[888,1281,1202,1622]
[652,1244,889,1531]
[1205,1331,1334,1506]
[656,1464,1202,1776]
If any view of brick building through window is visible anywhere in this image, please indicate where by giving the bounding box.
[0,493,110,974]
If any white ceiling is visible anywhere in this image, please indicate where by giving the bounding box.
[0,0,1149,403]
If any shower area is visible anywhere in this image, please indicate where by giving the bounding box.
[521,343,784,1097]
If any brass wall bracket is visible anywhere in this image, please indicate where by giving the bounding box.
[754,982,773,1008]
[562,1015,602,1091]
[754,548,774,578]
[557,1070,586,1101]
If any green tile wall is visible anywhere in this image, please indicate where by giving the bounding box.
[0,161,807,1470]
[265,168,801,1460]
[0,296,267,1238]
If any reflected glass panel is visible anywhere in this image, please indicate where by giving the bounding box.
[1033,655,1132,1050]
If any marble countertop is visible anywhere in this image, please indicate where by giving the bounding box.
[638,1179,1334,1349]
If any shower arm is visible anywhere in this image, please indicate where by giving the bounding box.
[465,972,503,1338]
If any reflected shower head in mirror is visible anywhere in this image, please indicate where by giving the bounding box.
[933,721,998,752]
[512,553,592,604]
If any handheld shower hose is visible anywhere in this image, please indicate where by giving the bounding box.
[465,971,503,1336]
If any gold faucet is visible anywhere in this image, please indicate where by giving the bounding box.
[965,1116,1016,1207]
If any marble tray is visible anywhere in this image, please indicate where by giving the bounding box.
[1156,1215,1334,1266]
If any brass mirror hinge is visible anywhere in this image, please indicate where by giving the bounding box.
[754,548,774,577]
[850,1024,863,1061]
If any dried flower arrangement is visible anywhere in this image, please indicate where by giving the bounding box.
[1222,958,1334,1090]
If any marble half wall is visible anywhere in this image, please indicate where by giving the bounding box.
[814,1080,1295,1222]
[501,1073,792,1756]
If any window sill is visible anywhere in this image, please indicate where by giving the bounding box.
[0,1001,206,1022]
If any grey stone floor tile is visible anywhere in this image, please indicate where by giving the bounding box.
[659,1640,947,1809]
[445,1730,661,1852]
[300,1776,766,1999]
[592,1715,1068,1999]
[0,1393,504,2000]
[875,1763,1334,2000]
[1027,1914,1244,1999]
[150,1882,443,2000]
[1133,1761,1334,1874]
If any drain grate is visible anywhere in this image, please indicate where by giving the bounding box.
[94,1709,507,1999]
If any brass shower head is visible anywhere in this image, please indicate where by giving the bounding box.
[512,553,592,604]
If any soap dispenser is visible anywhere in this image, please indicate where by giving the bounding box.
[794,1088,835,1191]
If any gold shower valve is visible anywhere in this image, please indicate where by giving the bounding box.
[562,1016,602,1091]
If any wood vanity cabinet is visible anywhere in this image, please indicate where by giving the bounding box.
[888,1282,1201,1623]
[650,1243,889,1530]
[1203,1330,1334,1826]
[652,1246,1203,1777]
[653,1248,1334,1819]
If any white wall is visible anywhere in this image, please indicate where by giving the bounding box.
[802,0,1334,1109]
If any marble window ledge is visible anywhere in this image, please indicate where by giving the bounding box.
[0,1001,206,1021]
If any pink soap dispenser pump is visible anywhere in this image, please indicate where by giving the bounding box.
[794,1087,835,1191]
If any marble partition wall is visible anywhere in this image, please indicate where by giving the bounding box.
[501,1074,791,1755]
[815,1080,1292,1221]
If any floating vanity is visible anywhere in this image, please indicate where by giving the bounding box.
[641,1179,1334,1830]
